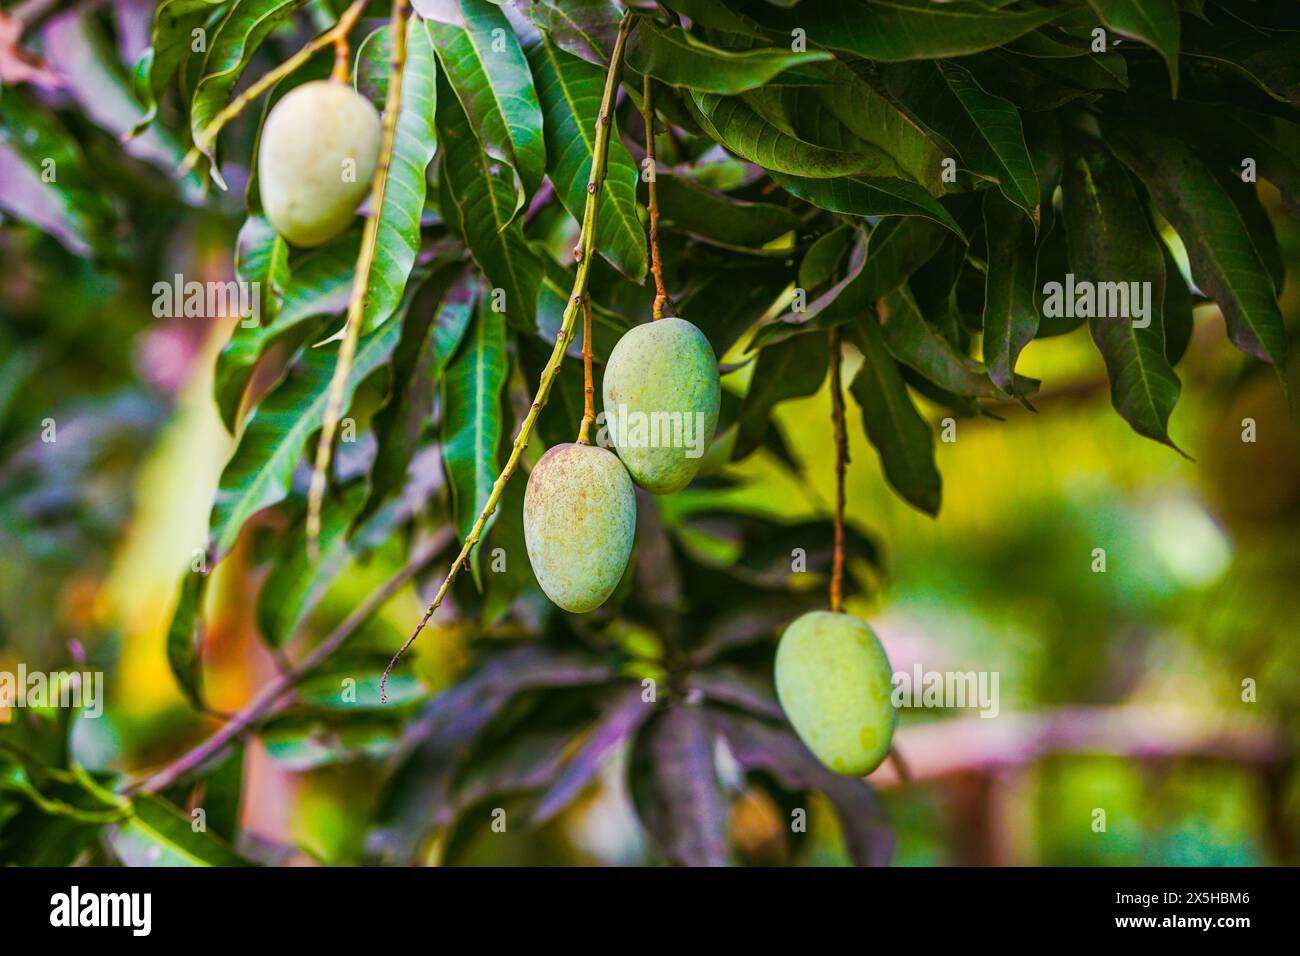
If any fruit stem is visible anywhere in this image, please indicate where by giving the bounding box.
[380,10,639,703]
[176,0,369,173]
[577,296,596,444]
[306,0,409,559]
[829,326,848,614]
[642,72,669,320]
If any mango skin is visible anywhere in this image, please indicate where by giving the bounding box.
[775,610,896,776]
[257,80,381,247]
[523,442,636,613]
[601,317,721,494]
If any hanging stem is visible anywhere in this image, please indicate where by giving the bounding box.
[306,0,409,559]
[576,296,596,444]
[174,0,369,165]
[642,73,668,320]
[829,326,848,613]
[380,11,638,702]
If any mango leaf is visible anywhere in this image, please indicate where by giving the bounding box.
[215,232,358,430]
[846,313,942,515]
[426,0,545,207]
[208,313,403,561]
[1061,133,1183,451]
[1101,113,1287,369]
[358,269,475,528]
[107,795,250,866]
[745,0,1058,62]
[732,331,829,460]
[685,90,893,178]
[1088,0,1180,95]
[441,298,507,582]
[655,174,800,249]
[525,33,646,279]
[981,190,1039,398]
[629,703,728,867]
[711,708,893,867]
[436,70,542,329]
[165,569,208,710]
[359,18,440,332]
[771,171,964,237]
[627,20,829,94]
[129,0,228,137]
[189,0,311,182]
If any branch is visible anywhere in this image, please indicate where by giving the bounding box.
[173,0,369,165]
[380,10,638,702]
[306,0,409,558]
[124,529,450,795]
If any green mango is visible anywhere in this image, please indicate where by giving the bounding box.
[257,80,381,247]
[523,442,636,612]
[601,317,721,494]
[775,610,897,776]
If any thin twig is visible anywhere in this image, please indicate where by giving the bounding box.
[306,0,409,558]
[173,0,369,164]
[828,326,848,613]
[124,530,450,795]
[381,11,639,703]
[642,73,668,320]
[576,296,595,444]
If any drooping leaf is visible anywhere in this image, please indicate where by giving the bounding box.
[525,33,646,279]
[436,69,542,329]
[1101,112,1288,369]
[426,0,545,206]
[441,298,508,581]
[208,314,403,561]
[846,313,942,516]
[981,190,1039,397]
[1061,133,1183,451]
[629,703,728,867]
[627,20,830,94]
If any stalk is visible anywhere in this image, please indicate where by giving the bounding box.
[380,10,638,702]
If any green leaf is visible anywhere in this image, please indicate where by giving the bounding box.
[442,299,508,581]
[359,19,440,332]
[129,0,229,137]
[215,232,358,430]
[1088,0,1180,95]
[981,191,1039,398]
[732,332,829,460]
[525,34,646,278]
[743,0,1059,61]
[436,70,542,329]
[876,62,1040,226]
[771,171,964,238]
[1101,113,1288,369]
[627,20,830,94]
[189,0,311,182]
[107,795,250,866]
[165,570,208,710]
[685,90,893,178]
[209,314,404,561]
[1061,133,1183,450]
[654,174,800,249]
[426,0,545,206]
[846,314,942,516]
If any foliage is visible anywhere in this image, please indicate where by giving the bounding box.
[1,0,1297,866]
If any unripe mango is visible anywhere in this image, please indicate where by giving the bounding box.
[601,317,720,494]
[774,610,896,776]
[523,442,636,613]
[257,80,381,247]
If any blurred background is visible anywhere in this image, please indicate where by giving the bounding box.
[2,1,1298,868]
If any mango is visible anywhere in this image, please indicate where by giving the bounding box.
[601,317,720,494]
[774,610,896,776]
[257,80,381,247]
[523,442,636,612]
